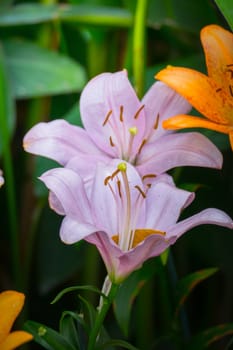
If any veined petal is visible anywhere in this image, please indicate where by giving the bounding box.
[39,168,92,222]
[144,181,194,230]
[137,132,223,176]
[141,81,191,140]
[1,331,33,350]
[163,114,232,134]
[201,24,233,88]
[156,67,233,124]
[0,291,25,344]
[23,120,104,166]
[60,216,98,244]
[166,208,233,240]
[80,70,145,159]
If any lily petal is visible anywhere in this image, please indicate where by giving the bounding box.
[163,114,232,136]
[136,131,223,176]
[1,331,33,350]
[144,181,194,230]
[201,24,233,88]
[39,168,92,222]
[167,208,233,240]
[141,81,191,140]
[156,66,233,124]
[80,71,145,158]
[60,216,98,244]
[0,291,25,344]
[23,120,104,166]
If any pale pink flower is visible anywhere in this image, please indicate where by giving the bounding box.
[40,161,233,283]
[0,170,4,187]
[24,71,222,190]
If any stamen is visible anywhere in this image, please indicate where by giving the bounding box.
[138,139,147,154]
[117,180,122,198]
[102,110,112,126]
[142,174,156,181]
[216,88,222,93]
[154,113,160,129]
[111,168,120,179]
[135,185,146,198]
[134,104,145,119]
[119,105,124,122]
[104,175,112,186]
[229,85,233,97]
[109,136,115,147]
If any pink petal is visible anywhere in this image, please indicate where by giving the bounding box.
[86,231,170,283]
[39,168,92,222]
[23,119,104,166]
[144,181,194,230]
[0,169,4,187]
[167,208,233,240]
[60,217,98,244]
[80,71,145,159]
[141,81,191,141]
[136,132,223,176]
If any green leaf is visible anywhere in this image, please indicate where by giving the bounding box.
[174,267,218,317]
[114,259,159,336]
[0,4,132,28]
[24,321,76,350]
[215,0,233,30]
[51,285,106,304]
[3,39,87,98]
[60,311,86,350]
[189,323,233,350]
[101,339,140,350]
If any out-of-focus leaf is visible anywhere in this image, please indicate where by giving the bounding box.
[174,267,218,316]
[0,4,132,28]
[64,103,83,126]
[215,0,233,30]
[60,311,85,350]
[24,321,76,350]
[102,339,140,349]
[0,42,16,153]
[37,208,84,294]
[147,0,219,32]
[189,323,233,350]
[114,259,160,336]
[3,39,87,98]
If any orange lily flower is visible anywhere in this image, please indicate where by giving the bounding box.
[155,24,233,150]
[0,290,33,350]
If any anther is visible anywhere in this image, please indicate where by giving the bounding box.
[142,174,156,181]
[138,139,147,154]
[104,175,112,186]
[134,104,145,119]
[135,185,146,198]
[154,113,160,129]
[117,180,122,198]
[102,110,112,126]
[216,88,222,93]
[120,105,124,122]
[109,136,115,147]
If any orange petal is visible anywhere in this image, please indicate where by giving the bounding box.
[0,291,25,344]
[156,66,233,125]
[163,114,232,134]
[201,24,233,89]
[1,331,33,350]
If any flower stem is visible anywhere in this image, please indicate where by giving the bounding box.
[87,279,119,350]
[133,0,148,98]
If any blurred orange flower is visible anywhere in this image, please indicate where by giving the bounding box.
[156,24,233,150]
[0,290,33,350]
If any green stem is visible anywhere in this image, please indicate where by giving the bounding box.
[0,44,21,289]
[133,0,148,98]
[87,280,119,350]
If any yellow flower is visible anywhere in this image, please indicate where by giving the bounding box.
[0,290,33,350]
[155,24,233,150]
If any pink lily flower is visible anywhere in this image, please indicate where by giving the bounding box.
[39,161,233,283]
[0,170,4,187]
[23,71,222,190]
